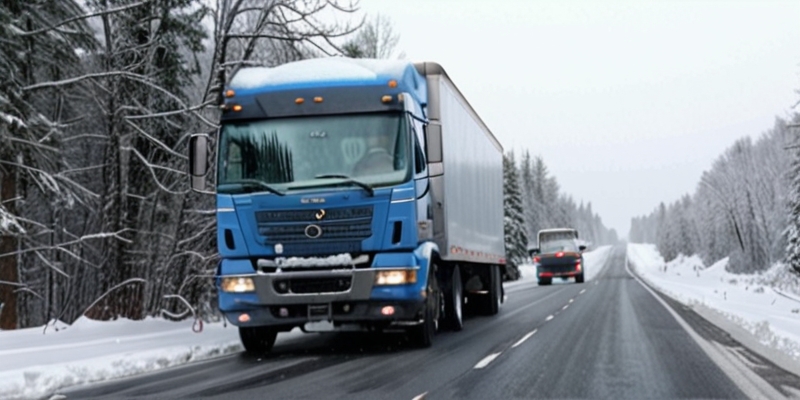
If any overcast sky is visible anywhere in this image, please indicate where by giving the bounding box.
[353,0,800,238]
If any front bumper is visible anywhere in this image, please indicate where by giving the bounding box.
[223,299,425,329]
[218,262,428,328]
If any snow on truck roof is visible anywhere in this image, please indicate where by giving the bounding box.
[538,228,579,238]
[228,57,427,106]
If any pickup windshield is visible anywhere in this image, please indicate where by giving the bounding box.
[217,113,410,194]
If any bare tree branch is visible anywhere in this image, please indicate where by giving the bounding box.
[19,0,154,37]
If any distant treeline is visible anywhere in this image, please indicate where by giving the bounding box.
[629,115,800,274]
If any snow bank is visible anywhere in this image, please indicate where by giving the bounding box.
[0,317,242,400]
[627,243,800,363]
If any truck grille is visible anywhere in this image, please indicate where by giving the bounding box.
[255,206,374,245]
[274,277,352,294]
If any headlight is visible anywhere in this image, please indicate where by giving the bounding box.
[220,277,255,293]
[374,269,417,285]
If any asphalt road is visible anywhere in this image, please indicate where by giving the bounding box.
[64,245,800,399]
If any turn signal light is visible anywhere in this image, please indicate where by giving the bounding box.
[388,80,398,88]
[224,89,235,98]
[576,262,582,272]
[232,104,243,112]
[314,96,323,103]
[381,95,392,103]
[295,97,305,104]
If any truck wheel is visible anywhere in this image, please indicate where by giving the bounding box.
[538,278,551,286]
[485,265,501,316]
[239,326,277,355]
[444,267,463,331]
[411,269,438,347]
[575,273,585,283]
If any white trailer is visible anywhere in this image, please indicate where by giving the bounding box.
[416,62,506,318]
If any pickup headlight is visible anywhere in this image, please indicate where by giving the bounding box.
[374,269,417,285]
[220,277,255,293]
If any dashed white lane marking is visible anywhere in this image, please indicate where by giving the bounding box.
[562,304,569,310]
[474,352,502,369]
[512,329,538,348]
[569,298,574,303]
[580,289,586,294]
[412,391,428,400]
[545,315,554,321]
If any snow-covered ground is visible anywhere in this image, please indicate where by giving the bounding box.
[7,244,762,400]
[627,243,800,365]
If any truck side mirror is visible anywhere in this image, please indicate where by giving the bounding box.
[424,122,442,164]
[528,248,539,256]
[189,134,209,192]
[579,245,587,252]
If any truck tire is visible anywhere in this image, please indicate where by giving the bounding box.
[444,266,463,331]
[485,265,501,316]
[575,273,585,283]
[239,326,277,355]
[538,278,551,286]
[410,268,438,347]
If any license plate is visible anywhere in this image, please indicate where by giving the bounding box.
[308,304,330,320]
[304,320,335,332]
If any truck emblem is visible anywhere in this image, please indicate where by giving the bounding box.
[315,209,326,220]
[304,224,323,239]
[301,197,325,204]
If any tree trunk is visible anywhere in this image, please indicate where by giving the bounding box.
[0,168,19,330]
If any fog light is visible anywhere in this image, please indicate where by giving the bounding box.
[221,277,255,293]
[381,306,395,316]
[279,307,289,317]
[238,313,251,323]
[343,304,351,313]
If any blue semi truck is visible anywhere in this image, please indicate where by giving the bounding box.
[189,58,506,353]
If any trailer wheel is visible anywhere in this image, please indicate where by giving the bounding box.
[239,326,277,355]
[485,265,501,316]
[444,267,463,331]
[410,268,438,347]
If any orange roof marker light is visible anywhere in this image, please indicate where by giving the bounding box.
[314,96,323,103]
[295,97,305,104]
[388,79,398,88]
[232,104,243,112]
[224,89,235,98]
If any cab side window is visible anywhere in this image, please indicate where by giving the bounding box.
[414,134,426,174]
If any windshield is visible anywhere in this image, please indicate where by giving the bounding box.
[217,113,410,193]
[540,239,579,254]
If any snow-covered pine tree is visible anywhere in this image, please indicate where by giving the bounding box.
[786,122,800,274]
[503,152,528,280]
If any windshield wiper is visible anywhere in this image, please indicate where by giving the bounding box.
[313,174,375,197]
[219,179,285,196]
